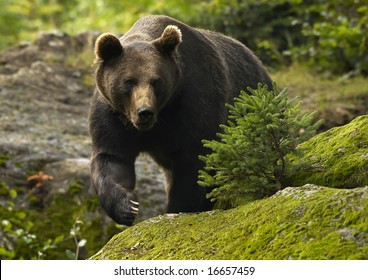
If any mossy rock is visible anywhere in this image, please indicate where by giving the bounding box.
[285,115,368,188]
[90,185,368,260]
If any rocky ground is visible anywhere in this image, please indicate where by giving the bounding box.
[0,32,166,259]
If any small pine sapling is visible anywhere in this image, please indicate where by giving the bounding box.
[198,83,323,209]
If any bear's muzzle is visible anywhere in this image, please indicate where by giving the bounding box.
[135,106,157,131]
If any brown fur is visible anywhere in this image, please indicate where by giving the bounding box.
[89,15,272,225]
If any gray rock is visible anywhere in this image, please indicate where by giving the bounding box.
[0,32,167,259]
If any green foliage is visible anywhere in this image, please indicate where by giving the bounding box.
[0,179,112,259]
[0,0,63,49]
[197,0,368,75]
[198,84,323,209]
[1,0,366,75]
[66,218,87,260]
[0,0,202,50]
[196,0,302,66]
[295,0,368,75]
[0,184,65,259]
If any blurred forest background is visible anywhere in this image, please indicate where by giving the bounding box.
[1,0,367,75]
[1,0,368,259]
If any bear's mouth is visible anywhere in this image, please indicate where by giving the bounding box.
[133,116,157,131]
[135,121,155,131]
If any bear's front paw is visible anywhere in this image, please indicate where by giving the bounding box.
[101,189,140,226]
[114,193,140,226]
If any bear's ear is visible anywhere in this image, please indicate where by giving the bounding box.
[95,33,123,62]
[153,25,182,54]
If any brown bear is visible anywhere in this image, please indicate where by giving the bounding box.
[89,15,272,225]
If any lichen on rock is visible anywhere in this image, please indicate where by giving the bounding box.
[90,184,368,260]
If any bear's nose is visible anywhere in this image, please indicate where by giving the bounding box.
[137,107,155,123]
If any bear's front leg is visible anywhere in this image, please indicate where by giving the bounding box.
[91,152,138,226]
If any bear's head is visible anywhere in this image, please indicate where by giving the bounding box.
[94,25,182,131]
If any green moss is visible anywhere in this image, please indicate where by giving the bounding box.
[0,155,11,168]
[285,115,368,188]
[90,185,368,260]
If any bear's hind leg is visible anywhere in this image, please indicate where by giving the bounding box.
[165,166,210,213]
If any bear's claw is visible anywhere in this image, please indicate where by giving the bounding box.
[131,206,139,214]
[130,200,139,215]
[130,200,139,206]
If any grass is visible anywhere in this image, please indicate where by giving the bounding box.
[271,64,368,129]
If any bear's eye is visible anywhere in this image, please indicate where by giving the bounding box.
[124,79,137,88]
[151,78,162,89]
